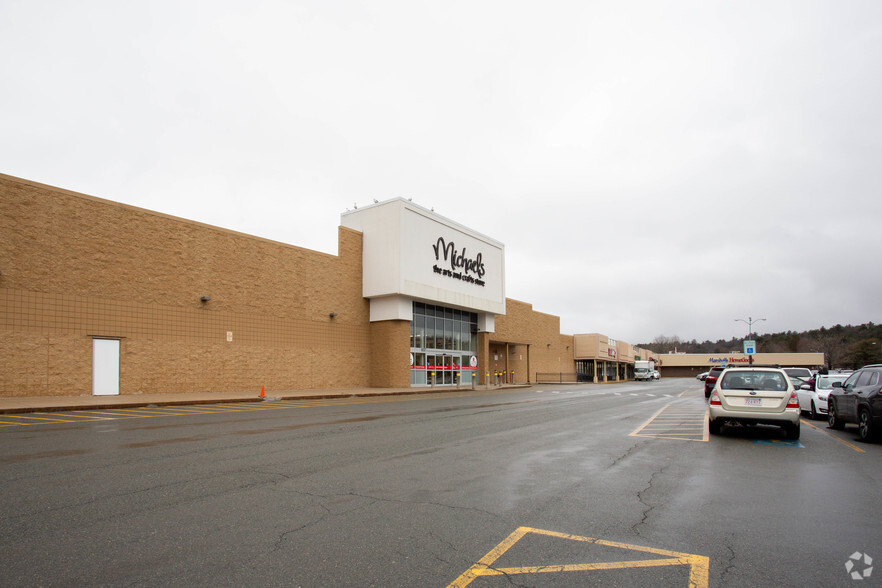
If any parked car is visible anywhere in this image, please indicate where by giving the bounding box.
[783,367,812,384]
[797,373,849,419]
[827,364,882,442]
[652,370,660,380]
[696,371,709,381]
[704,366,727,398]
[708,367,801,439]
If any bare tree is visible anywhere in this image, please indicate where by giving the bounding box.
[651,335,683,354]
[811,331,848,369]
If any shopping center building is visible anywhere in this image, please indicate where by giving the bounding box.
[1,174,586,398]
[655,352,825,378]
[0,174,826,398]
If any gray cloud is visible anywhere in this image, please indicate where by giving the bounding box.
[2,0,879,345]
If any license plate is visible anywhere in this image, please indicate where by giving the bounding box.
[745,398,762,406]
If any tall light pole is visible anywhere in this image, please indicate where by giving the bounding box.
[735,316,766,365]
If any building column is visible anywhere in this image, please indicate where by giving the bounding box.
[527,344,531,383]
[369,319,411,388]
[478,332,491,386]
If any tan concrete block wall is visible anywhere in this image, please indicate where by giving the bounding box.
[0,174,373,397]
[492,298,574,383]
[369,320,411,387]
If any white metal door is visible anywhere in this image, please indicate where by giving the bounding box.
[92,338,120,396]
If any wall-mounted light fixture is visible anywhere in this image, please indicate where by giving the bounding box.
[200,296,211,303]
[329,312,338,318]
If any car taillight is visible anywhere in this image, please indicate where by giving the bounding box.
[709,390,722,405]
[786,391,799,409]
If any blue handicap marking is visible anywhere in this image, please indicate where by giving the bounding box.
[754,439,804,448]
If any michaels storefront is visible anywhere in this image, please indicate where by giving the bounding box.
[342,199,505,387]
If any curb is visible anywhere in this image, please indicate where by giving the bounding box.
[0,384,535,415]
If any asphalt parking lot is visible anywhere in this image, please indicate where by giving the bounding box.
[1,379,878,586]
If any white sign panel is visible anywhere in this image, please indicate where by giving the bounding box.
[342,198,505,315]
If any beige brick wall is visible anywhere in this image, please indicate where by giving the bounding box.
[491,298,574,383]
[1,174,371,397]
[1,173,583,397]
[369,320,411,387]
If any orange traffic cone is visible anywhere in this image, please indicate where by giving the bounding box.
[260,385,265,398]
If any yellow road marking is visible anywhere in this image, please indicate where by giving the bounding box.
[68,410,154,418]
[801,419,865,453]
[33,412,115,420]
[0,389,530,429]
[630,405,709,442]
[0,414,90,423]
[447,527,709,588]
[631,405,668,433]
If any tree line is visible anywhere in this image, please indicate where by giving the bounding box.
[639,322,882,369]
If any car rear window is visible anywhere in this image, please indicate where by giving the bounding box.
[720,371,788,391]
[817,376,847,389]
[784,368,812,378]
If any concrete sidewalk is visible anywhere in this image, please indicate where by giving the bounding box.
[0,384,532,414]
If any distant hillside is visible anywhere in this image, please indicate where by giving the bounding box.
[638,322,882,369]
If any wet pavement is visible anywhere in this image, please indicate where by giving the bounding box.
[0,383,531,414]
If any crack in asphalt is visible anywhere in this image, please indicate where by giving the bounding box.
[605,440,643,470]
[267,487,500,555]
[721,542,736,582]
[632,459,672,536]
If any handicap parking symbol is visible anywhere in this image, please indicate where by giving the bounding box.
[753,439,804,448]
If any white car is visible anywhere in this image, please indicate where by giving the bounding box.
[652,370,660,380]
[797,373,849,419]
[708,367,801,439]
[783,367,812,386]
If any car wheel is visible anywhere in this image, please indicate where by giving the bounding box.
[708,419,722,436]
[828,401,845,430]
[784,421,800,440]
[810,401,818,420]
[858,408,876,441]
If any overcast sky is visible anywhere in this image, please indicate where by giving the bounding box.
[3,1,880,344]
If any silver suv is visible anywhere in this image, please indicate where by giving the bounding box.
[708,367,801,439]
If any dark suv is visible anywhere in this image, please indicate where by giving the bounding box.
[704,366,727,398]
[827,364,882,441]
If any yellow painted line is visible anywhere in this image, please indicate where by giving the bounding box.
[33,412,116,420]
[448,527,708,588]
[478,557,696,574]
[630,405,669,436]
[801,419,865,453]
[146,406,235,412]
[110,408,198,416]
[630,405,709,442]
[0,391,454,429]
[0,414,90,423]
[68,411,153,419]
[180,404,267,411]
